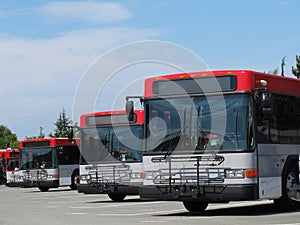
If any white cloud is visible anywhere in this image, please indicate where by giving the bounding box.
[0,9,10,17]
[278,1,289,6]
[35,1,132,24]
[0,27,158,90]
[0,27,159,139]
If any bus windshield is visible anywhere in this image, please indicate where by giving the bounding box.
[145,94,252,153]
[80,125,143,164]
[6,158,19,171]
[20,147,57,170]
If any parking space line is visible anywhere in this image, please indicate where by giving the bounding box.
[69,201,173,209]
[97,209,186,216]
[208,200,272,210]
[65,212,87,215]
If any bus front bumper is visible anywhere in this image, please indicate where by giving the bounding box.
[139,184,258,201]
[78,184,139,195]
[19,180,59,188]
[5,182,19,187]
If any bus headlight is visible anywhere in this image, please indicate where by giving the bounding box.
[47,174,59,179]
[143,171,160,180]
[225,169,245,179]
[80,175,92,184]
[131,173,142,179]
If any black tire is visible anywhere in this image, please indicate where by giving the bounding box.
[274,165,299,210]
[182,201,209,213]
[70,170,79,190]
[108,193,126,202]
[39,186,50,192]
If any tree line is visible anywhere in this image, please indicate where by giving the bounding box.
[270,55,300,78]
[0,109,76,149]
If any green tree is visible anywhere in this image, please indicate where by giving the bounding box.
[292,55,300,79]
[73,122,80,138]
[280,56,286,76]
[268,68,279,74]
[25,127,45,139]
[53,109,72,138]
[0,125,19,148]
[39,127,45,138]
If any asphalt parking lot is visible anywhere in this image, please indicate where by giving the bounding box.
[1,185,300,225]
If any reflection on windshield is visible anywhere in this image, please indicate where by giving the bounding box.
[20,147,57,170]
[80,125,143,163]
[146,94,251,153]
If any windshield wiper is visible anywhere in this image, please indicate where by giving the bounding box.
[195,106,208,150]
[163,106,188,159]
[235,108,240,148]
[162,126,186,159]
[151,127,185,163]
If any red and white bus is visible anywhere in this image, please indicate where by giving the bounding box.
[0,148,20,186]
[18,138,80,192]
[78,110,144,201]
[130,70,300,212]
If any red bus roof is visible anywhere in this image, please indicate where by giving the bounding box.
[80,110,144,128]
[144,70,300,98]
[0,148,20,159]
[19,138,79,148]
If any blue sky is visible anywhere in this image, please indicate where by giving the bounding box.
[0,0,299,140]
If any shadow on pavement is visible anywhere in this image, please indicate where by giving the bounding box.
[156,202,300,217]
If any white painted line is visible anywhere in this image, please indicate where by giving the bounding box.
[47,206,60,208]
[267,224,300,225]
[69,201,173,209]
[208,200,272,210]
[140,221,167,224]
[65,212,87,215]
[97,209,186,217]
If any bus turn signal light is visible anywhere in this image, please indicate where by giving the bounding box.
[245,169,257,178]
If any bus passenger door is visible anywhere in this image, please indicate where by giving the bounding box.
[58,164,75,186]
[58,147,79,186]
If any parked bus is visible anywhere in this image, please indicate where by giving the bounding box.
[18,138,80,192]
[0,148,20,186]
[129,70,300,212]
[78,110,144,201]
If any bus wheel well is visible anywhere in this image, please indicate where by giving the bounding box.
[282,156,299,178]
[274,156,300,210]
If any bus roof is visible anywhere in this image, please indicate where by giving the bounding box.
[0,148,19,158]
[19,138,79,148]
[144,70,300,98]
[80,110,144,128]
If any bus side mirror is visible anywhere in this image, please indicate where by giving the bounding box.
[58,146,64,157]
[254,87,272,115]
[67,129,73,142]
[261,92,272,114]
[126,100,134,122]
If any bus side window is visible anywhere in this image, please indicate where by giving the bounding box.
[256,100,272,144]
[59,146,80,165]
[257,126,269,143]
[7,161,16,171]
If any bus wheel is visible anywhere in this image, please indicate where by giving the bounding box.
[70,171,79,190]
[38,187,50,192]
[108,193,126,202]
[274,165,299,210]
[183,201,208,213]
